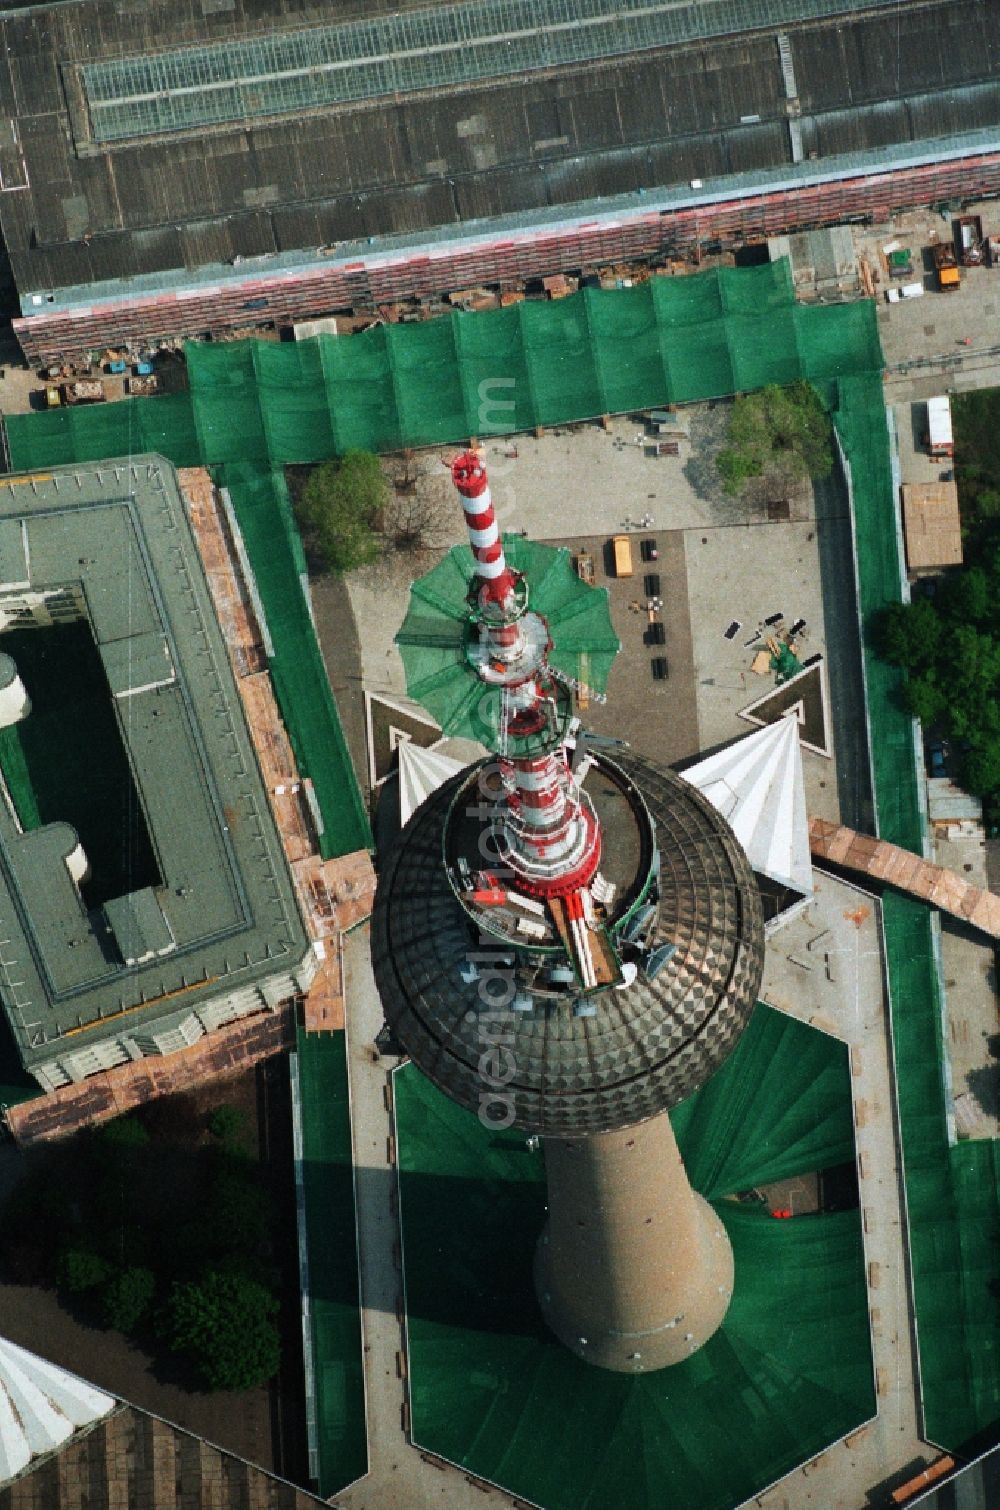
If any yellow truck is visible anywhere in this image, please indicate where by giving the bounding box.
[931,242,960,290]
[611,535,634,578]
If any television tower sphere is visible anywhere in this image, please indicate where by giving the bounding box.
[373,452,765,1371]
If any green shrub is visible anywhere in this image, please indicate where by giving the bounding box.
[101,1266,156,1332]
[296,451,386,572]
[56,1247,113,1293]
[165,1271,280,1391]
[717,382,832,497]
[207,1104,248,1143]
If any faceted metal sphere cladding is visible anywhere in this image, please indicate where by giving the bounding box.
[373,748,765,1137]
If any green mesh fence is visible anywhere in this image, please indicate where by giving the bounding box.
[177,265,883,455]
[834,374,1000,1447]
[0,723,41,832]
[396,1005,873,1510]
[7,265,884,475]
[670,1003,855,1196]
[220,464,371,859]
[294,1030,367,1497]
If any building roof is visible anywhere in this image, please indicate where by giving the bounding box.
[684,716,813,897]
[3,0,999,309]
[0,1336,114,1485]
[0,458,309,1077]
[901,481,964,571]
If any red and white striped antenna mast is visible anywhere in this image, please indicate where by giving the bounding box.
[450,450,601,905]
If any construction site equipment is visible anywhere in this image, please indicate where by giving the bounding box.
[890,1457,956,1505]
[612,535,634,577]
[886,282,924,302]
[925,395,954,459]
[931,242,960,289]
[60,379,105,404]
[955,215,984,266]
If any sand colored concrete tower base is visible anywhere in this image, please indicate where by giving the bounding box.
[535,1111,733,1372]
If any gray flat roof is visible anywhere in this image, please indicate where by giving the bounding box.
[2,0,999,307]
[0,458,309,1070]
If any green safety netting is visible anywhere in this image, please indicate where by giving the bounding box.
[294,1030,367,1498]
[219,464,371,859]
[395,1004,873,1510]
[670,1003,855,1196]
[7,264,885,478]
[396,535,620,747]
[835,374,1000,1447]
[0,723,40,831]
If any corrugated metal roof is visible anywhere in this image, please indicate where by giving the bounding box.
[4,0,1000,306]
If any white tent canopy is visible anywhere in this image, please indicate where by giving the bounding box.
[0,1336,115,1485]
[683,715,813,896]
[398,740,467,827]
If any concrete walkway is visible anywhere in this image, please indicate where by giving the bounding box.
[755,872,929,1510]
[334,928,515,1510]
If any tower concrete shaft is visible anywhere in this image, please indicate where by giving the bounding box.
[534,1111,734,1372]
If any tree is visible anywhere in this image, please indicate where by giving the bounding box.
[974,488,1000,522]
[903,672,946,727]
[101,1266,156,1333]
[56,1247,113,1293]
[200,1154,272,1254]
[382,489,452,555]
[97,1115,150,1151]
[871,599,943,672]
[207,1104,248,1143]
[717,382,833,498]
[962,738,1000,797]
[296,451,386,572]
[936,566,993,628]
[165,1271,280,1391]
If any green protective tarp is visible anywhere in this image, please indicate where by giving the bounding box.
[396,1004,874,1510]
[670,1003,855,1197]
[220,463,372,858]
[188,341,269,465]
[294,1030,367,1497]
[0,723,41,831]
[6,263,886,478]
[396,535,619,747]
[835,374,1000,1446]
